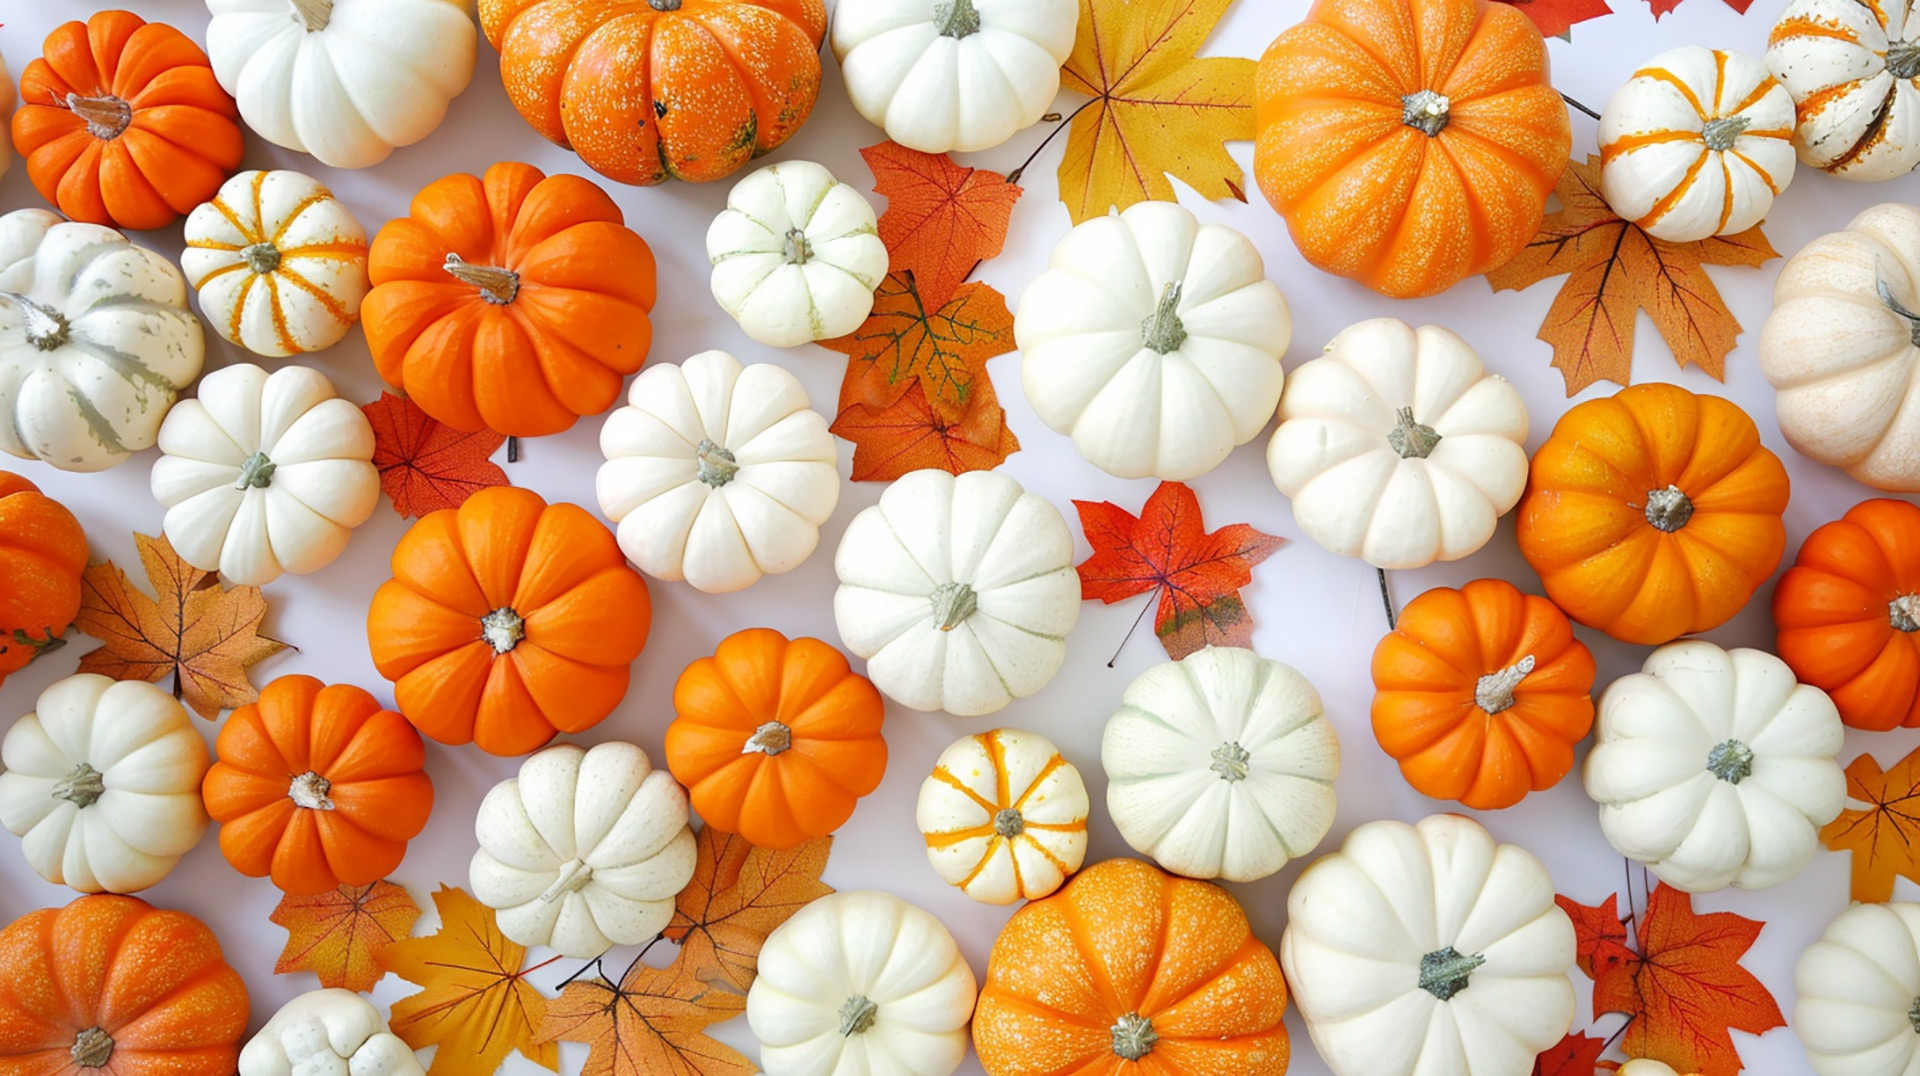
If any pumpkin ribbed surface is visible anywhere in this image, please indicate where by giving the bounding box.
[1776,499,1920,730]
[0,472,86,687]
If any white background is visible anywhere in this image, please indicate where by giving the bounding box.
[1,1,1914,1073]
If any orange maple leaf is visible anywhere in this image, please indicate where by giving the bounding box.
[363,392,509,519]
[821,274,1015,423]
[536,959,753,1076]
[1821,747,1920,903]
[862,142,1022,312]
[270,880,421,993]
[1534,1032,1611,1076]
[663,828,832,992]
[831,359,1019,482]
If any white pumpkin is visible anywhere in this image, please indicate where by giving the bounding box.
[1267,319,1528,570]
[470,741,697,960]
[0,209,203,472]
[1619,1062,1687,1076]
[151,364,379,587]
[1018,201,1293,481]
[597,349,839,594]
[0,674,210,894]
[1280,814,1577,1076]
[1584,641,1846,893]
[708,161,889,348]
[240,988,423,1076]
[916,728,1088,904]
[1761,203,1920,490]
[1103,646,1339,884]
[1767,0,1920,182]
[834,469,1080,716]
[1795,901,1920,1076]
[205,0,478,170]
[1598,46,1797,242]
[182,171,370,358]
[830,0,1078,154]
[747,890,977,1076]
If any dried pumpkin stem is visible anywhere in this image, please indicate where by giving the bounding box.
[1891,42,1920,81]
[1894,595,1920,633]
[53,762,105,809]
[244,242,284,275]
[649,0,684,9]
[1401,89,1451,137]
[935,0,982,38]
[288,771,335,811]
[993,807,1026,837]
[1475,655,1536,715]
[1644,485,1694,532]
[482,607,526,653]
[237,451,277,490]
[1707,738,1754,784]
[1141,281,1188,354]
[539,859,595,902]
[1209,741,1251,782]
[930,582,978,631]
[444,253,522,305]
[70,1028,114,1070]
[1909,995,1920,1035]
[1387,407,1441,459]
[1878,277,1920,349]
[839,995,879,1036]
[1702,114,1752,152]
[288,0,334,31]
[696,439,740,487]
[782,228,815,266]
[65,93,132,141]
[0,292,72,351]
[1418,946,1485,1001]
[1110,1013,1158,1060]
[744,721,792,756]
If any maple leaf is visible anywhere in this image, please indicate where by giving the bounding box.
[1074,481,1284,661]
[1820,747,1920,903]
[1535,1032,1610,1076]
[664,828,832,992]
[71,532,289,719]
[536,959,753,1076]
[1648,0,1750,16]
[270,880,422,993]
[831,355,1019,481]
[363,392,509,518]
[862,142,1022,311]
[821,274,1015,422]
[1496,0,1614,37]
[1558,892,1638,981]
[1486,156,1778,396]
[380,886,560,1076]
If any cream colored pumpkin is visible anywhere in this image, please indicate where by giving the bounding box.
[1795,901,1920,1076]
[1767,0,1920,181]
[708,161,889,348]
[916,729,1088,904]
[240,989,423,1076]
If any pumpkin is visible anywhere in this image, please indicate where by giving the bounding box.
[1767,0,1920,182]
[916,728,1088,904]
[0,208,204,473]
[834,469,1080,716]
[748,890,977,1076]
[1598,47,1797,243]
[181,170,370,358]
[0,675,209,894]
[1102,647,1339,884]
[469,741,697,959]
[241,988,423,1076]
[202,675,434,896]
[1584,641,1846,892]
[362,161,657,438]
[1280,814,1576,1076]
[0,472,87,688]
[598,350,839,593]
[1794,901,1920,1076]
[1268,319,1529,569]
[1516,383,1790,646]
[0,57,14,181]
[708,160,889,347]
[1619,1064,1689,1076]
[1775,499,1920,730]
[0,895,249,1076]
[666,628,886,850]
[206,0,477,170]
[1016,201,1293,482]
[1253,0,1571,299]
[1760,203,1920,490]
[367,486,652,756]
[481,0,828,186]
[830,0,1078,154]
[1371,579,1597,810]
[152,363,379,587]
[973,857,1290,1076]
[11,11,244,232]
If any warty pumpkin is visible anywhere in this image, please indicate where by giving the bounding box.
[1775,498,1920,730]
[1767,0,1920,182]
[0,472,86,688]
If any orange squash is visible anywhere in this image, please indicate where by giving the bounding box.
[481,0,829,186]
[361,162,657,438]
[972,857,1290,1076]
[0,472,87,689]
[666,628,886,850]
[0,894,249,1076]
[1371,579,1596,810]
[12,11,244,231]
[367,486,651,756]
[1775,499,1920,731]
[1517,383,1789,646]
[202,674,435,894]
[1254,0,1571,299]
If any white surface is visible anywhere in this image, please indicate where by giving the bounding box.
[0,2,1908,1074]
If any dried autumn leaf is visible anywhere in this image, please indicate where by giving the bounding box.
[664,828,832,992]
[821,274,1015,423]
[1820,747,1920,903]
[536,959,754,1076]
[1535,1032,1610,1076]
[1648,0,1750,16]
[1558,892,1638,981]
[832,357,1019,481]
[1497,0,1614,37]
[270,880,422,993]
[363,391,509,518]
[862,142,1022,311]
[72,532,289,719]
[1486,156,1779,396]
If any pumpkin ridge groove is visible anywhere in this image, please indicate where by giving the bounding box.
[927,766,999,815]
[1013,754,1069,809]
[268,190,339,246]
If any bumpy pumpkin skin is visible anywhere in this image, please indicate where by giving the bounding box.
[1776,499,1920,730]
[0,472,86,687]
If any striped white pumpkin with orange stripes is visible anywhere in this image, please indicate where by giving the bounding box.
[182,170,369,358]
[1768,0,1920,181]
[915,729,1088,905]
[1598,47,1798,243]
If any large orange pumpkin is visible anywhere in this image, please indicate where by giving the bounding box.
[1371,579,1596,810]
[1254,0,1571,299]
[0,894,249,1076]
[202,674,435,894]
[481,0,829,186]
[12,11,244,231]
[1775,499,1920,731]
[367,486,651,756]
[1517,383,1789,646]
[666,628,886,850]
[0,472,87,689]
[361,162,657,438]
[972,858,1289,1076]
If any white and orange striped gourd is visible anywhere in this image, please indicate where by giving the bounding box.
[1598,47,1797,242]
[1767,0,1920,182]
[915,729,1088,905]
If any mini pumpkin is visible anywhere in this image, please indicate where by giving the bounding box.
[1767,0,1920,182]
[708,161,889,347]
[241,989,424,1076]
[0,472,87,688]
[917,729,1088,904]
[1775,499,1920,730]
[1795,901,1920,1076]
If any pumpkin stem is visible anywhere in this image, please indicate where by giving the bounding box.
[287,771,335,810]
[1141,281,1188,354]
[539,859,595,903]
[1702,114,1752,152]
[649,0,684,9]
[1209,741,1251,782]
[1644,484,1694,532]
[1418,946,1485,1001]
[1475,655,1536,715]
[236,451,277,490]
[838,995,879,1036]
[1877,277,1920,349]
[70,1028,114,1070]
[8,628,67,662]
[64,93,132,141]
[444,253,522,305]
[1387,407,1441,459]
[1908,995,1920,1035]
[696,439,740,487]
[52,762,105,809]
[1891,42,1920,80]
[0,292,73,352]
[993,807,1026,838]
[1707,738,1754,784]
[929,582,978,632]
[244,242,284,275]
[743,721,792,756]
[1401,90,1451,137]
[1893,595,1920,633]
[783,228,814,266]
[481,607,525,653]
[934,0,982,37]
[1109,1013,1158,1061]
[288,0,334,31]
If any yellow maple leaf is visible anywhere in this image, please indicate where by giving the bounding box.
[536,959,753,1076]
[1821,747,1920,904]
[271,880,422,993]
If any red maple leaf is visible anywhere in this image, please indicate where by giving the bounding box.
[1074,482,1284,661]
[830,375,1019,482]
[1558,893,1638,981]
[363,392,509,519]
[1535,1032,1610,1076]
[1647,0,1750,16]
[861,142,1022,311]
[1496,0,1614,36]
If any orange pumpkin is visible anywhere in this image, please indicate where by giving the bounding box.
[1371,579,1596,810]
[12,11,244,231]
[1254,0,1571,299]
[1775,499,1920,731]
[202,674,434,895]
[0,472,87,689]
[0,894,249,1076]
[367,486,651,756]
[361,162,657,438]
[666,628,886,850]
[972,858,1289,1076]
[1517,383,1789,646]
[481,0,828,185]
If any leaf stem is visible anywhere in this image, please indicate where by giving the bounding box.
[1108,596,1157,668]
[1378,568,1396,630]
[507,437,520,464]
[1008,98,1099,186]
[1561,92,1600,121]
